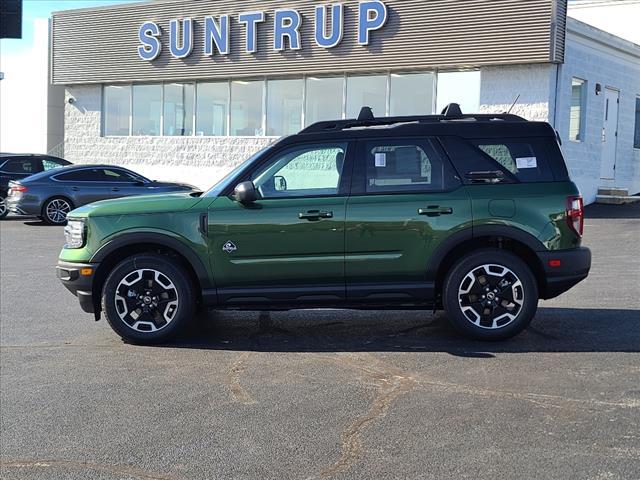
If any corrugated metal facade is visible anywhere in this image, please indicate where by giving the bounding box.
[51,0,567,85]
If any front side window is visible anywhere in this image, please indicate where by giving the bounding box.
[363,139,458,193]
[132,84,162,136]
[251,143,347,199]
[164,83,194,136]
[104,85,131,136]
[634,96,640,149]
[569,78,587,142]
[230,80,263,136]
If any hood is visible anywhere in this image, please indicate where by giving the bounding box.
[148,180,198,190]
[69,192,206,218]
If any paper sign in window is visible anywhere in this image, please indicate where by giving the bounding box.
[516,157,537,169]
[374,153,387,168]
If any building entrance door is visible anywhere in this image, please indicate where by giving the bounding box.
[600,88,619,180]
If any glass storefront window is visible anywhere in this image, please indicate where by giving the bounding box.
[390,73,435,116]
[267,79,303,136]
[230,80,264,136]
[164,83,194,136]
[132,84,162,136]
[346,75,387,118]
[103,85,131,136]
[305,76,344,126]
[196,82,229,136]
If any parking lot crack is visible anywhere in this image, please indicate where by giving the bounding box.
[318,353,416,479]
[228,351,257,405]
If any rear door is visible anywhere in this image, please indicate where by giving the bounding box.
[345,137,472,303]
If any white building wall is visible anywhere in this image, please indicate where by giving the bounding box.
[555,19,640,203]
[64,85,274,190]
[479,64,558,122]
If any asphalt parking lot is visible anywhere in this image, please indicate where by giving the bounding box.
[1,204,639,480]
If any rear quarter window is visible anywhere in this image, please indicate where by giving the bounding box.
[473,140,554,183]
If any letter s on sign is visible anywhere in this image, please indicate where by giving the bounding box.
[138,21,162,61]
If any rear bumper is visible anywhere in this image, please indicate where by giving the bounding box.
[6,195,41,216]
[537,247,591,299]
[57,261,98,314]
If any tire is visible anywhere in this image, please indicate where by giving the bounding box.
[0,196,8,219]
[442,248,539,341]
[101,254,195,344]
[42,197,73,225]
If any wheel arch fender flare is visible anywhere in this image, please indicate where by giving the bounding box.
[426,225,547,286]
[90,231,213,291]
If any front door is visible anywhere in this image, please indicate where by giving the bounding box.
[600,88,620,180]
[345,138,472,303]
[208,142,352,305]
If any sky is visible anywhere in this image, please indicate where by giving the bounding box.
[1,0,136,54]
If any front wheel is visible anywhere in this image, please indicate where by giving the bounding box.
[442,249,539,341]
[0,196,8,219]
[101,254,195,344]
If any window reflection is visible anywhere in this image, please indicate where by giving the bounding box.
[196,82,228,136]
[231,80,264,136]
[104,85,131,136]
[132,84,162,136]
[164,83,194,136]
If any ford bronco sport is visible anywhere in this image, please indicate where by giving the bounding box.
[57,105,591,344]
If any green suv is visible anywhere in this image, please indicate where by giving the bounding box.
[57,105,591,344]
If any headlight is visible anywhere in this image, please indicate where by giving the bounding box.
[64,219,86,249]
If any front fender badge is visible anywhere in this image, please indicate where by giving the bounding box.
[222,241,237,254]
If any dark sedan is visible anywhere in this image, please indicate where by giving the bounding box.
[6,164,198,224]
[0,153,71,219]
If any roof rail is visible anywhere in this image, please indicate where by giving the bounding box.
[300,103,527,134]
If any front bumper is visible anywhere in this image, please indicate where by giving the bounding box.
[537,247,592,299]
[57,261,98,314]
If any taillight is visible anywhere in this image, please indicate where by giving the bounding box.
[10,184,28,194]
[566,195,584,237]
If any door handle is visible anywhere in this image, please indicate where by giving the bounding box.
[299,210,333,221]
[111,187,120,192]
[71,187,80,191]
[418,206,453,217]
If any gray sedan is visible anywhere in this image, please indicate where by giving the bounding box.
[6,164,198,224]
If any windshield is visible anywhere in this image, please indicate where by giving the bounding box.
[203,146,273,197]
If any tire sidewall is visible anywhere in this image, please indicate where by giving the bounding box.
[443,249,539,341]
[102,255,195,344]
[43,197,73,225]
[0,196,8,219]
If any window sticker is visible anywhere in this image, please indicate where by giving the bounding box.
[375,153,387,168]
[516,157,538,169]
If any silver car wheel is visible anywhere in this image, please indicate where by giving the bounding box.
[114,269,180,333]
[45,198,71,224]
[0,197,7,217]
[458,263,525,330]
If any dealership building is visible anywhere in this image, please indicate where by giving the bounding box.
[49,0,640,203]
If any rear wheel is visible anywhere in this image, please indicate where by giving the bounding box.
[42,197,72,225]
[443,249,539,340]
[102,254,195,344]
[0,196,7,219]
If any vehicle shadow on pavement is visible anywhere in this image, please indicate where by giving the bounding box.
[163,307,640,355]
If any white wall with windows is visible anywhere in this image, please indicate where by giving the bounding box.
[101,72,438,139]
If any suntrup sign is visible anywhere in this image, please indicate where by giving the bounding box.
[137,1,388,61]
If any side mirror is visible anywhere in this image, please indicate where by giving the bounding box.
[234,181,258,204]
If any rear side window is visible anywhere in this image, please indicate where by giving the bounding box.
[42,158,68,171]
[473,140,554,182]
[361,139,460,194]
[2,158,39,174]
